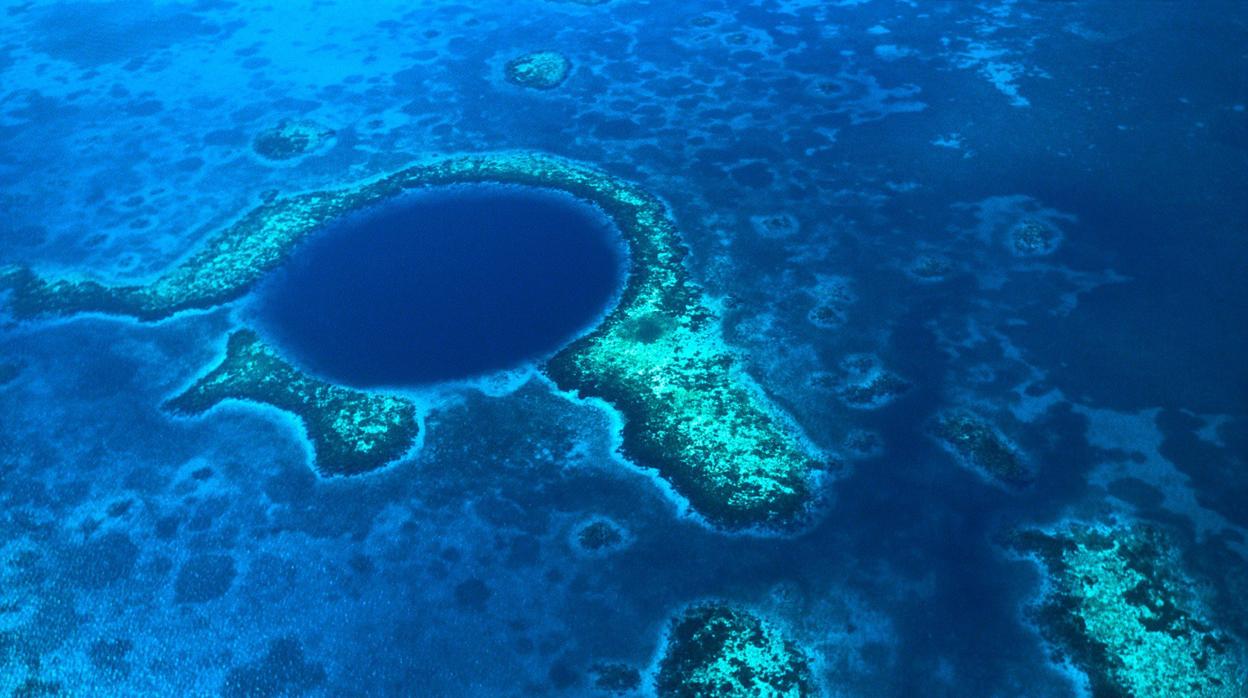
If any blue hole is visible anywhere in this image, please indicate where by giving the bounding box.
[249,184,627,388]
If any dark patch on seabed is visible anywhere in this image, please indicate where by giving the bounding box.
[1,0,1246,696]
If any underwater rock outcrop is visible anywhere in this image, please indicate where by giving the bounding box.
[165,330,418,477]
[2,152,827,531]
[252,119,336,161]
[1008,524,1247,697]
[504,51,571,90]
[654,603,816,697]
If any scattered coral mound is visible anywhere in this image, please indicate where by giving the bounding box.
[655,603,816,697]
[0,359,23,386]
[2,152,826,531]
[1009,523,1247,698]
[165,330,418,477]
[835,354,909,409]
[933,410,1032,488]
[504,51,571,90]
[252,119,336,161]
[1009,218,1061,257]
[571,516,628,557]
[750,212,800,239]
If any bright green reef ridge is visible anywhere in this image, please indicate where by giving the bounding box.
[0,153,826,530]
[1009,524,1246,697]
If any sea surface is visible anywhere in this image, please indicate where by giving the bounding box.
[0,1,1245,696]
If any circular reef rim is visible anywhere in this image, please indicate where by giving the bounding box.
[2,151,831,532]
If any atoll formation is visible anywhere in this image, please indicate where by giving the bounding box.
[504,51,571,90]
[252,119,336,161]
[1,152,827,531]
[933,410,1032,489]
[655,603,816,697]
[1009,524,1247,697]
[165,330,418,477]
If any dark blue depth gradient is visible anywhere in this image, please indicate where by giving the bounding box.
[250,185,626,387]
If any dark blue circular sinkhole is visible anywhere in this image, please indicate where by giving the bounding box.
[250,184,627,388]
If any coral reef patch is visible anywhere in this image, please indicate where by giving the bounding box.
[251,119,336,161]
[0,359,23,386]
[806,274,855,330]
[570,516,628,557]
[590,662,641,694]
[933,410,1032,488]
[1009,218,1062,257]
[165,330,419,477]
[749,212,800,239]
[504,51,571,90]
[654,603,816,697]
[1008,524,1247,697]
[835,354,910,409]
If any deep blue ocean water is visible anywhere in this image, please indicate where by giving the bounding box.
[0,1,1245,697]
[249,186,624,387]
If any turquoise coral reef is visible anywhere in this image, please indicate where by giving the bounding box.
[1009,523,1247,697]
[504,51,571,90]
[165,330,418,477]
[654,603,816,697]
[252,119,336,161]
[1,152,826,531]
